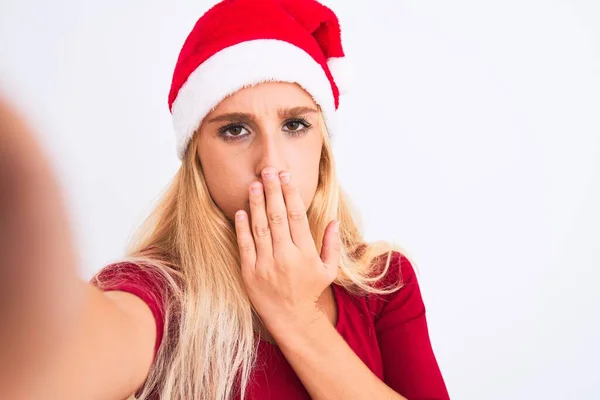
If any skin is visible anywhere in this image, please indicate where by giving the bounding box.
[196,82,323,222]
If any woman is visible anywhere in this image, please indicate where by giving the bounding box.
[0,0,449,399]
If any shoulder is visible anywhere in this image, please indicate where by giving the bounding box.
[91,261,170,358]
[93,261,164,287]
[92,260,167,304]
[365,251,424,323]
[94,259,177,299]
[362,250,419,293]
[91,260,169,318]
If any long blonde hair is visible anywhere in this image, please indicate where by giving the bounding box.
[94,108,405,399]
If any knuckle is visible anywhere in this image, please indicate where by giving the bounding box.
[287,208,306,222]
[253,224,271,238]
[333,240,342,252]
[255,269,271,281]
[239,239,254,252]
[268,211,286,225]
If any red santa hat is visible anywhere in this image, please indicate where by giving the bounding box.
[168,0,352,160]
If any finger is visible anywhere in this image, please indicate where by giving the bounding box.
[261,167,292,250]
[279,171,313,250]
[234,210,256,275]
[248,181,273,259]
[320,220,341,276]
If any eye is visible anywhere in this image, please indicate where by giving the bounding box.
[218,124,250,141]
[283,118,312,134]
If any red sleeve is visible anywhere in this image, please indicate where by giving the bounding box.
[370,253,450,400]
[91,262,166,360]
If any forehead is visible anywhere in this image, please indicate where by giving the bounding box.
[210,82,318,115]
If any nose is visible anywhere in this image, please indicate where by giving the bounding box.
[254,132,290,179]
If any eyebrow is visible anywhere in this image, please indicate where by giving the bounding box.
[206,106,318,124]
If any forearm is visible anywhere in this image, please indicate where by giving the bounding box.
[48,281,154,399]
[3,281,152,400]
[272,310,407,400]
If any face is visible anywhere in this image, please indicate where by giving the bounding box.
[196,82,324,221]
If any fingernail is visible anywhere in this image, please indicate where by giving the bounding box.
[262,167,275,180]
[279,172,291,184]
[236,210,246,220]
[250,182,262,195]
[334,221,340,233]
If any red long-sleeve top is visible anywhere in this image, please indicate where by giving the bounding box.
[93,252,450,399]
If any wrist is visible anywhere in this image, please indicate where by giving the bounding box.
[268,304,328,345]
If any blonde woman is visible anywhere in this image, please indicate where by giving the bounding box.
[0,0,449,399]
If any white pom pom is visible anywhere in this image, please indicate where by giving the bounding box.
[327,56,354,95]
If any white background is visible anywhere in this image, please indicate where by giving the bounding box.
[1,1,599,399]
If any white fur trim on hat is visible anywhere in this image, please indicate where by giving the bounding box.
[327,56,354,95]
[171,39,337,160]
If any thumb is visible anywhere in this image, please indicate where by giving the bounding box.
[320,220,341,276]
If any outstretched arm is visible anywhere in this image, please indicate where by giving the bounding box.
[0,96,157,399]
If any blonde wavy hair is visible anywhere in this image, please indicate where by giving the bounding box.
[94,107,406,399]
